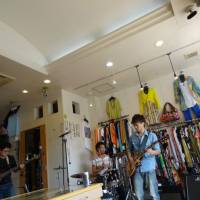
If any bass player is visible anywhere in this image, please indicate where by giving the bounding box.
[0,142,24,199]
[129,114,161,200]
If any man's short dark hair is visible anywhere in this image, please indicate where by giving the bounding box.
[95,142,105,151]
[0,142,11,150]
[131,114,146,124]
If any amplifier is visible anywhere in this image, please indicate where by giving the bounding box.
[185,174,200,200]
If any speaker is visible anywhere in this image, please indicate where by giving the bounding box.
[185,174,200,200]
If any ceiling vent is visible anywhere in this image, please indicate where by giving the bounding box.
[184,51,199,60]
[92,83,115,93]
[0,73,15,87]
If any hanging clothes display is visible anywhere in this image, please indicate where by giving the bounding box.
[173,74,200,121]
[138,87,161,125]
[149,121,200,188]
[94,117,131,155]
[106,97,122,119]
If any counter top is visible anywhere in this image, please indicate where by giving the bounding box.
[4,184,102,200]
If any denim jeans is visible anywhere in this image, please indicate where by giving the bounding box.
[133,170,160,200]
[0,183,15,199]
[183,104,200,121]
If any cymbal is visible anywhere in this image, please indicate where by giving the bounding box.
[71,172,92,179]
[71,173,83,178]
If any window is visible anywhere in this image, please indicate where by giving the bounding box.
[72,101,80,114]
[48,100,59,114]
[34,105,43,119]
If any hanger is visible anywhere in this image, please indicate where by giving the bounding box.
[109,96,116,101]
[179,71,185,83]
[83,115,89,123]
[10,105,20,113]
[143,83,149,94]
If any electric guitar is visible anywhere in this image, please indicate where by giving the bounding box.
[122,136,168,177]
[127,136,168,176]
[0,155,39,182]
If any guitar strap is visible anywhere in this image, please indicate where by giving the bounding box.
[139,132,149,151]
[6,156,10,166]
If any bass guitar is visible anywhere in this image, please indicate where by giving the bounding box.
[0,155,39,182]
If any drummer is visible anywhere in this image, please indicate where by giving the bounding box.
[92,142,112,178]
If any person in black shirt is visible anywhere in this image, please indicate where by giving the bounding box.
[0,142,23,199]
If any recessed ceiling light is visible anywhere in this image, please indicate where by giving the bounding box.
[44,79,51,84]
[106,61,114,68]
[155,40,164,47]
[112,80,117,85]
[22,90,28,94]
[89,103,93,107]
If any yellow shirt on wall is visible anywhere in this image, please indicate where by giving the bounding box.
[106,98,122,119]
[138,88,161,114]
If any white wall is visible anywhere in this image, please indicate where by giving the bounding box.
[19,89,64,190]
[61,90,92,188]
[18,88,93,190]
[90,63,200,125]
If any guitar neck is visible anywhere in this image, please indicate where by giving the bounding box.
[0,156,39,181]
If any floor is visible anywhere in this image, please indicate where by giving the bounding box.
[144,192,183,200]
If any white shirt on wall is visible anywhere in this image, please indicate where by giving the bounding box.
[179,82,196,109]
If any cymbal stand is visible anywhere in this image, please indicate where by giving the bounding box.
[59,131,71,191]
[117,156,137,200]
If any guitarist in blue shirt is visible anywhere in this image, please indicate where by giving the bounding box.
[129,114,161,200]
[0,142,24,199]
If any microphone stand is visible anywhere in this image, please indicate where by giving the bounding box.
[59,131,71,191]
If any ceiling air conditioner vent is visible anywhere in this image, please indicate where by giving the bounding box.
[184,51,198,60]
[0,73,15,87]
[92,83,114,93]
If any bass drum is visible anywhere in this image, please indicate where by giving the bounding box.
[107,169,120,184]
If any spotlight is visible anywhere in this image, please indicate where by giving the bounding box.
[185,5,198,20]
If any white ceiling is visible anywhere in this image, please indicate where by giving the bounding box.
[1,0,200,112]
[0,0,169,65]
[0,55,59,115]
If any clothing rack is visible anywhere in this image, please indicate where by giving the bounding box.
[148,118,200,130]
[98,115,129,126]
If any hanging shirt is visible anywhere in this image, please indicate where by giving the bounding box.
[82,121,92,151]
[174,76,200,111]
[106,98,122,119]
[138,88,161,125]
[7,113,20,138]
[179,82,196,109]
[138,88,161,114]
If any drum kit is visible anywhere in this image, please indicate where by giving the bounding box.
[69,153,137,200]
[53,152,137,199]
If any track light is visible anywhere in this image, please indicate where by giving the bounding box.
[185,5,198,20]
[167,53,178,80]
[135,65,143,90]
